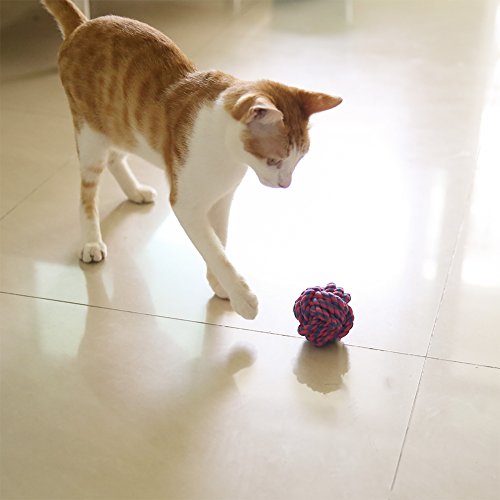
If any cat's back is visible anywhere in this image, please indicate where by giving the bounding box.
[58,15,196,147]
[59,15,195,77]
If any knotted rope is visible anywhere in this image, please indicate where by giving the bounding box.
[293,283,354,347]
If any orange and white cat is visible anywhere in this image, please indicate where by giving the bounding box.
[42,0,342,319]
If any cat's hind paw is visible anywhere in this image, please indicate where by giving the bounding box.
[128,185,157,204]
[230,287,258,320]
[81,241,107,263]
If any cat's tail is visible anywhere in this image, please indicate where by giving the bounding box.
[42,0,87,39]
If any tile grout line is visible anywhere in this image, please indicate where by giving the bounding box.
[0,157,74,222]
[424,213,468,359]
[425,355,500,371]
[1,290,498,371]
[389,355,428,492]
[389,178,474,493]
[0,289,355,346]
[0,290,296,338]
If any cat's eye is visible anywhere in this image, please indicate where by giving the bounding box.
[267,158,282,168]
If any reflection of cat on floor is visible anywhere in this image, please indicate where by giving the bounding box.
[77,236,256,497]
[294,342,350,394]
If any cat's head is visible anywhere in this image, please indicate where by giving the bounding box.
[225,80,342,188]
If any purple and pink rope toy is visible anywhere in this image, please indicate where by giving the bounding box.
[293,283,354,347]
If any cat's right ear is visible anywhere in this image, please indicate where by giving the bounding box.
[231,94,283,125]
[245,96,283,125]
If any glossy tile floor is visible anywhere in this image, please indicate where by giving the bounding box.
[1,1,500,499]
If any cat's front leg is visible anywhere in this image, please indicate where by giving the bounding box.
[206,191,235,299]
[206,271,229,300]
[174,205,258,319]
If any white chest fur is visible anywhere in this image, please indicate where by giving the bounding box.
[176,100,249,207]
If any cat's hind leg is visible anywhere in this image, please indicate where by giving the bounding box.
[77,125,109,263]
[108,150,157,204]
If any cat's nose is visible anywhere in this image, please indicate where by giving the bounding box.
[279,178,292,188]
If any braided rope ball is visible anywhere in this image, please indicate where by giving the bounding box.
[293,283,354,347]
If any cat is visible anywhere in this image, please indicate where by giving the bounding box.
[42,0,342,319]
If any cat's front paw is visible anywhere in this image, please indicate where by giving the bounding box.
[128,185,157,204]
[81,241,107,263]
[207,271,229,299]
[230,287,259,320]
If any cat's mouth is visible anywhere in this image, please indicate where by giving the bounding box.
[278,177,292,189]
[256,172,291,189]
[260,179,286,189]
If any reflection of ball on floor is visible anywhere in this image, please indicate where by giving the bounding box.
[294,342,350,394]
[293,283,354,347]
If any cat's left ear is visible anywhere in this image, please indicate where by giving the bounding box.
[299,91,343,116]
